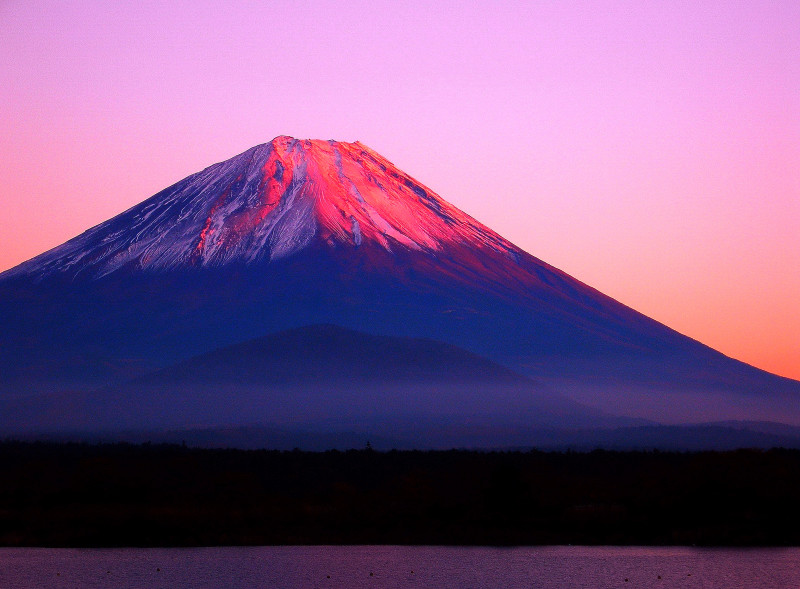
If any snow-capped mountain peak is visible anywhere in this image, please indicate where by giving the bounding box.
[4,137,520,280]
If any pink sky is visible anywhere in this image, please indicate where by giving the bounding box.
[1,1,798,380]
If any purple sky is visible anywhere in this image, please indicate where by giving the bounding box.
[1,0,798,379]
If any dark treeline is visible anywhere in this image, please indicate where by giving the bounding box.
[2,441,800,547]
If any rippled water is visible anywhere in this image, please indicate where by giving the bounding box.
[1,545,798,588]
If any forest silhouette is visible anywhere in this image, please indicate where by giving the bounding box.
[2,442,799,546]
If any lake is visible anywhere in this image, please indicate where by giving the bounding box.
[1,545,798,588]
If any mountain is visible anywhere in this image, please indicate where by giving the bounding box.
[1,136,798,439]
[0,324,622,437]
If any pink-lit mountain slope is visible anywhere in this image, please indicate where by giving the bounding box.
[0,136,798,432]
[3,136,601,297]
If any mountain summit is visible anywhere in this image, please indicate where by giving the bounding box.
[1,136,798,437]
[7,137,531,284]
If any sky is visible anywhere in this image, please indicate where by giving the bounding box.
[1,0,798,380]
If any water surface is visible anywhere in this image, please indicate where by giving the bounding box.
[1,545,797,588]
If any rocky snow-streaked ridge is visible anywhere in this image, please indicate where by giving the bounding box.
[3,137,524,281]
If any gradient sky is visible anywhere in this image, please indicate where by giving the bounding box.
[1,1,798,380]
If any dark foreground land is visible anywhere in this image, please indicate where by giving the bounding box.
[2,442,800,547]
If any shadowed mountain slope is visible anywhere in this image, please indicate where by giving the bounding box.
[0,324,617,435]
[0,136,797,432]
